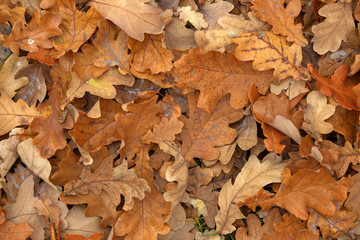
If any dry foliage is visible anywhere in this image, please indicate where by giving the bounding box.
[0,0,360,239]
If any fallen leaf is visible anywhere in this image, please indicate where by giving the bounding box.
[233,31,310,81]
[0,128,21,177]
[215,153,284,234]
[250,0,307,46]
[302,90,335,141]
[89,0,164,41]
[0,221,33,240]
[178,6,208,29]
[311,2,355,55]
[240,168,352,220]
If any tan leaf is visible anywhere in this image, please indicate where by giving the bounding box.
[0,91,39,135]
[215,153,284,234]
[302,91,335,142]
[3,176,48,240]
[236,115,258,151]
[311,2,355,55]
[233,31,310,81]
[178,6,208,29]
[200,1,234,29]
[164,18,197,50]
[89,0,164,41]
[17,138,56,189]
[0,54,28,98]
[159,141,188,210]
[0,128,21,177]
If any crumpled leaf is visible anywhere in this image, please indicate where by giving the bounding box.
[234,31,310,81]
[311,2,355,55]
[62,155,150,211]
[159,141,188,210]
[0,91,39,135]
[89,0,164,41]
[215,153,284,234]
[53,0,101,57]
[17,138,56,189]
[302,90,335,142]
[0,128,21,177]
[128,33,174,74]
[307,208,358,238]
[173,48,277,113]
[178,6,208,30]
[180,92,243,165]
[240,168,352,220]
[2,10,62,55]
[308,64,360,111]
[250,0,307,46]
[0,54,28,98]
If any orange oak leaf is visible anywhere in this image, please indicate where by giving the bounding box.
[262,123,286,155]
[233,31,310,81]
[173,48,277,113]
[63,232,104,240]
[53,0,101,57]
[93,19,131,75]
[239,168,352,220]
[26,48,57,66]
[14,62,47,106]
[114,148,171,240]
[88,0,164,41]
[308,64,360,111]
[62,155,150,211]
[261,213,318,240]
[0,91,39,135]
[69,99,123,152]
[250,0,307,46]
[1,9,62,55]
[30,79,74,158]
[0,221,33,240]
[116,95,161,160]
[128,33,174,74]
[180,92,243,165]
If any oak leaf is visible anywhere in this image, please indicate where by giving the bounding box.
[159,141,188,210]
[17,138,56,189]
[233,31,310,81]
[0,128,21,177]
[63,232,104,240]
[178,6,208,30]
[311,2,355,55]
[345,166,360,217]
[93,19,131,75]
[116,95,161,160]
[173,48,277,113]
[69,99,123,152]
[89,0,164,41]
[0,54,28,98]
[62,155,150,211]
[200,1,234,29]
[2,10,62,55]
[53,0,101,57]
[128,33,174,74]
[307,208,358,238]
[30,80,74,158]
[0,221,33,240]
[163,18,197,51]
[180,93,243,165]
[0,91,39,135]
[302,91,335,142]
[240,168,352,220]
[236,115,258,151]
[251,0,307,46]
[3,176,48,240]
[215,153,284,234]
[14,62,47,106]
[308,64,360,111]
[261,213,317,240]
[235,208,282,240]
[61,205,109,238]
